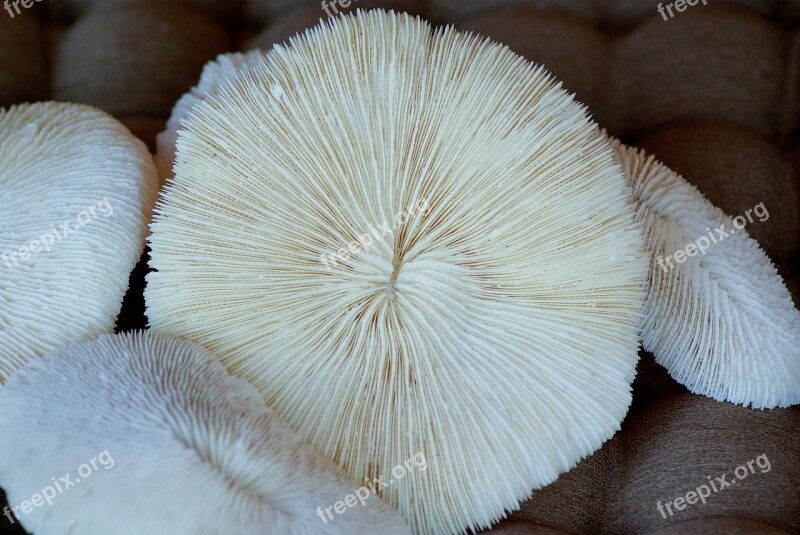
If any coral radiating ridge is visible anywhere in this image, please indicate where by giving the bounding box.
[147,11,647,534]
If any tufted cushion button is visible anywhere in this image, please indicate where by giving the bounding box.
[607,7,785,138]
[0,11,48,107]
[54,3,230,117]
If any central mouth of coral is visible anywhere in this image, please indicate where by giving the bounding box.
[383,249,406,300]
[388,251,403,288]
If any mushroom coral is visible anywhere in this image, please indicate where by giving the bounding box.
[0,331,411,535]
[155,50,266,182]
[0,102,158,384]
[145,10,647,534]
[611,138,800,409]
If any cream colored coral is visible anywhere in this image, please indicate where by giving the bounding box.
[155,50,266,181]
[611,138,800,409]
[0,102,158,384]
[146,11,647,534]
[0,331,411,535]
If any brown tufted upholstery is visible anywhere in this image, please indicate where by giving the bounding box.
[1,1,798,534]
